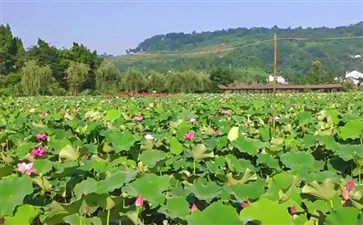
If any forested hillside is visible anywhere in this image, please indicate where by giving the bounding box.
[112,22,363,83]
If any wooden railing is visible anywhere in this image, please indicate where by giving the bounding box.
[218,84,342,93]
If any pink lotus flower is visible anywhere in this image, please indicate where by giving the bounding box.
[341,189,350,201]
[30,147,46,158]
[346,180,355,192]
[289,205,297,215]
[36,133,47,142]
[184,131,195,140]
[240,201,249,208]
[135,195,144,207]
[190,118,197,123]
[17,162,36,175]
[191,203,198,212]
[222,109,232,116]
[133,115,143,122]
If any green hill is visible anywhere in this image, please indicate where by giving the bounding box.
[110,22,363,83]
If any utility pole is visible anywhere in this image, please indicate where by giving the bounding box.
[272,33,278,137]
[273,33,278,94]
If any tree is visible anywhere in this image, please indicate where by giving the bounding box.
[122,68,147,92]
[181,70,199,93]
[66,62,90,95]
[10,37,26,71]
[95,63,121,93]
[306,60,334,84]
[0,24,25,75]
[27,39,65,87]
[0,72,22,96]
[61,42,103,90]
[210,68,234,91]
[147,71,166,92]
[307,61,322,84]
[196,72,212,92]
[0,24,105,96]
[179,70,212,93]
[234,67,268,84]
[21,60,52,96]
[0,24,13,75]
[166,71,184,93]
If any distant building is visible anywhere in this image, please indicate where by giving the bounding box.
[345,70,363,85]
[350,55,362,59]
[268,75,288,84]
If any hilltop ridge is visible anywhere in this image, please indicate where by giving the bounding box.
[111,22,363,81]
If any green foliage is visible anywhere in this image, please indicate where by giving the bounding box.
[0,93,363,224]
[166,70,212,93]
[0,175,34,216]
[147,71,166,92]
[240,197,294,225]
[47,81,67,96]
[0,72,22,96]
[0,24,104,96]
[187,202,240,225]
[66,62,90,95]
[0,24,25,75]
[27,39,66,86]
[210,68,234,91]
[184,70,211,93]
[341,79,357,91]
[234,67,269,84]
[325,207,362,225]
[21,60,53,96]
[304,60,335,84]
[339,119,363,140]
[61,42,103,90]
[95,63,121,93]
[165,71,184,93]
[122,67,147,92]
[3,204,40,225]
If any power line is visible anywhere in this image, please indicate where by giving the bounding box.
[123,35,363,58]
[278,36,363,41]
[125,39,273,57]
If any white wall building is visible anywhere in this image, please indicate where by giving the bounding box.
[268,75,288,84]
[350,55,362,59]
[345,70,363,85]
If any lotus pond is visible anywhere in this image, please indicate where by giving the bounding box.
[0,93,363,225]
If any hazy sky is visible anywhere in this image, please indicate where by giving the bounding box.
[2,0,363,55]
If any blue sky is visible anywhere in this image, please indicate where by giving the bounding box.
[2,0,363,55]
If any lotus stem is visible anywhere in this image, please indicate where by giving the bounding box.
[193,159,196,176]
[107,209,111,225]
[359,165,361,185]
